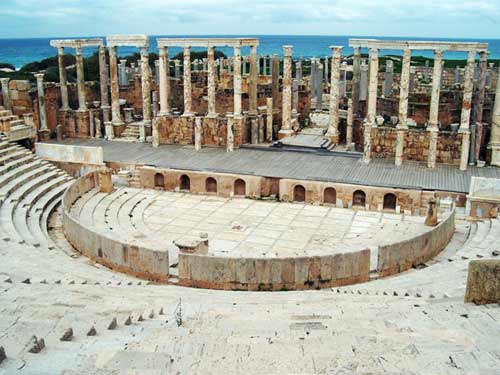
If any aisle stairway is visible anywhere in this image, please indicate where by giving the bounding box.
[0,106,36,141]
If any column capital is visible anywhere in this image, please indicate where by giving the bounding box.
[140,47,149,56]
[466,50,476,62]
[207,46,215,55]
[158,46,168,57]
[369,47,379,55]
[434,49,444,59]
[57,46,64,55]
[34,73,44,81]
[233,46,241,56]
[0,77,10,84]
[75,46,83,55]
[330,46,343,57]
[183,46,191,53]
[283,45,293,57]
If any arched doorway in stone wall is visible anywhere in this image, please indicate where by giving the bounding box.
[323,187,337,205]
[234,179,246,196]
[293,185,306,202]
[180,175,191,191]
[353,190,366,207]
[206,177,217,193]
[383,193,397,211]
[154,173,164,189]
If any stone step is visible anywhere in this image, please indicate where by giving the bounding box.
[9,119,25,127]
[0,145,23,157]
[14,175,71,246]
[26,180,73,249]
[0,149,32,166]
[0,164,53,200]
[0,160,43,189]
[0,110,14,118]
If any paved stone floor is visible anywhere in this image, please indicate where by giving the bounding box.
[71,187,432,261]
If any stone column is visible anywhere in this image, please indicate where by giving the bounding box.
[57,47,70,110]
[98,46,110,122]
[366,48,379,124]
[35,73,48,131]
[227,114,234,152]
[352,47,361,115]
[251,118,259,144]
[194,117,202,151]
[233,46,242,116]
[317,64,324,110]
[0,78,10,111]
[292,79,299,114]
[75,46,87,111]
[324,56,329,83]
[183,47,193,115]
[249,45,258,114]
[109,46,123,126]
[140,47,151,143]
[427,49,444,169]
[396,48,411,167]
[296,60,303,85]
[459,50,476,171]
[326,46,342,143]
[174,60,180,78]
[271,54,279,110]
[158,46,170,116]
[359,62,368,101]
[346,98,353,147]
[489,64,500,166]
[384,60,394,97]
[455,66,461,86]
[118,60,127,85]
[266,97,273,142]
[207,46,217,117]
[279,46,293,138]
[474,51,488,161]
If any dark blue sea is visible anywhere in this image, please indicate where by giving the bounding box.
[1,35,499,69]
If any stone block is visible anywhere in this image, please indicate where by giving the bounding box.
[465,260,500,305]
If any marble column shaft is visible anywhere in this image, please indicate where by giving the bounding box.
[266,98,273,142]
[140,48,151,143]
[489,65,500,166]
[57,47,69,110]
[395,48,411,166]
[474,51,488,161]
[207,46,216,116]
[281,46,293,131]
[75,46,87,111]
[459,50,476,171]
[346,98,353,145]
[35,74,48,131]
[194,117,202,151]
[183,47,193,115]
[109,46,123,125]
[271,54,279,110]
[327,46,342,139]
[233,46,242,116]
[0,78,10,111]
[98,46,109,122]
[352,47,361,115]
[427,49,444,169]
[249,45,258,114]
[226,115,234,152]
[366,48,379,124]
[158,47,170,115]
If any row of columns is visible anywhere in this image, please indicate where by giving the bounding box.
[359,46,487,171]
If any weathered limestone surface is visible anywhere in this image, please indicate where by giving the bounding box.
[326,46,342,143]
[490,64,500,166]
[459,51,476,170]
[427,50,444,169]
[465,260,500,305]
[183,47,193,115]
[279,46,293,138]
[233,46,242,116]
[395,48,411,166]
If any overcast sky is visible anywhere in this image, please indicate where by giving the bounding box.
[0,0,499,39]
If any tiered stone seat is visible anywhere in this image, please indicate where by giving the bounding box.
[0,108,35,141]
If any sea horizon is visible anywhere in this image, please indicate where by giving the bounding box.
[1,34,500,69]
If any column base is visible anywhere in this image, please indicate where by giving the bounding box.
[278,129,295,140]
[205,112,218,119]
[38,129,50,142]
[489,143,500,166]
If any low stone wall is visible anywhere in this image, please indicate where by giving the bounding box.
[377,209,455,277]
[61,172,169,282]
[465,260,500,305]
[139,166,264,199]
[178,250,371,291]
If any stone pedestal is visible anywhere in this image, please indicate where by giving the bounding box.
[75,110,90,138]
[98,168,114,193]
[104,121,114,140]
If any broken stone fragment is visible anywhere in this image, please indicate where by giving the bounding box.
[0,346,5,364]
[159,307,164,315]
[28,336,45,354]
[4,277,12,283]
[148,310,154,319]
[137,314,144,322]
[22,278,30,284]
[124,316,132,326]
[87,326,97,336]
[108,318,118,330]
[60,328,73,342]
